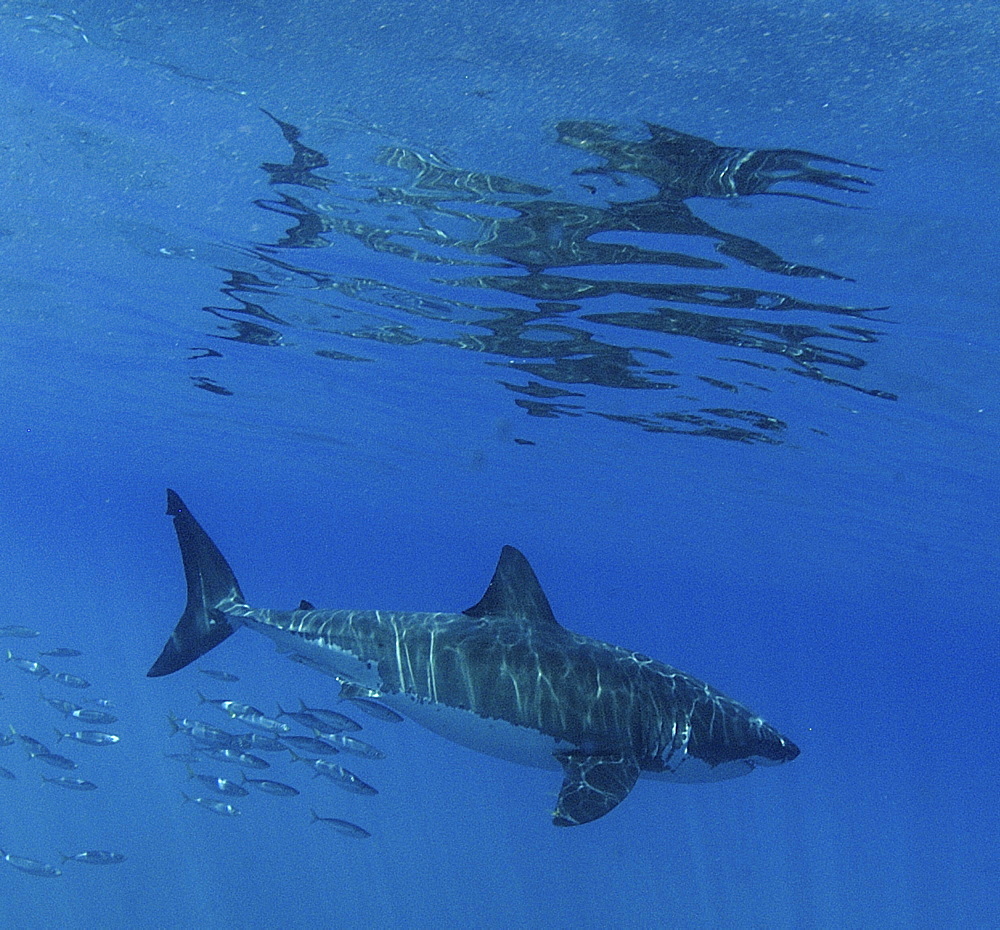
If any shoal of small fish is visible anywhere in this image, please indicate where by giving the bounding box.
[167,684,393,837]
[3,626,400,876]
[2,632,125,877]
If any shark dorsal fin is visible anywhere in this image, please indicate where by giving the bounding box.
[464,546,562,629]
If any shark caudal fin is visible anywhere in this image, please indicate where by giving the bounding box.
[147,490,245,678]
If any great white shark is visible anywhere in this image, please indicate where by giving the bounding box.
[149,490,799,826]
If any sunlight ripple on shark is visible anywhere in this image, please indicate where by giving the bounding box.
[148,490,799,826]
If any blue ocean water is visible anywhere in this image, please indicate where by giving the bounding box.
[1,1,997,927]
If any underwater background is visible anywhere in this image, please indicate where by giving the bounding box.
[1,1,997,927]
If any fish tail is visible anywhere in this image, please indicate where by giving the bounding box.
[148,491,246,678]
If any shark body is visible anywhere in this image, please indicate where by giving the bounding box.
[149,490,799,826]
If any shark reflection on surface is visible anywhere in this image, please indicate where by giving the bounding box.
[188,113,891,442]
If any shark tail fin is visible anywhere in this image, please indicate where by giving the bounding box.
[147,490,245,678]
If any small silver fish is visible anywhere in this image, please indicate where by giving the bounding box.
[186,767,249,797]
[0,625,40,638]
[309,810,371,839]
[285,700,361,733]
[42,774,98,790]
[319,765,378,795]
[343,696,405,724]
[197,693,260,718]
[230,732,287,753]
[29,751,77,770]
[40,694,79,715]
[288,751,340,777]
[337,679,405,723]
[275,705,331,730]
[281,734,340,756]
[241,775,300,797]
[1,849,61,876]
[201,747,269,770]
[181,792,240,816]
[229,709,290,735]
[60,850,126,865]
[316,732,386,761]
[291,754,377,795]
[167,714,234,747]
[51,671,90,689]
[5,651,49,678]
[14,730,51,754]
[54,729,120,746]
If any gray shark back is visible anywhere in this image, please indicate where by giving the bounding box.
[238,593,797,776]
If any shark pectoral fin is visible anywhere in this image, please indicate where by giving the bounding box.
[552,750,640,827]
